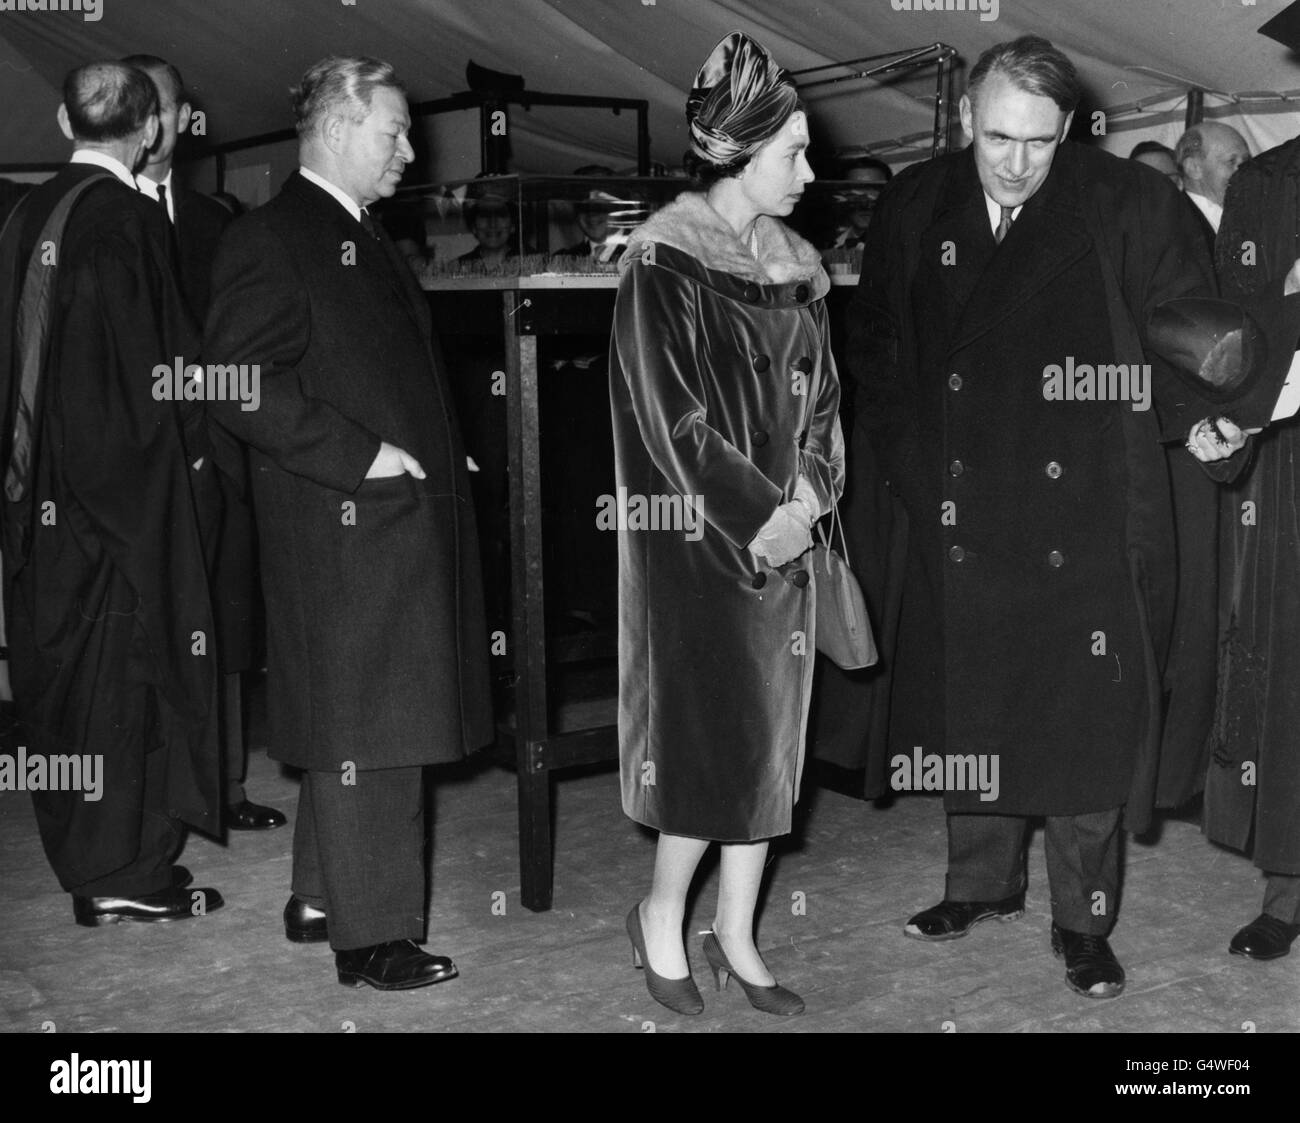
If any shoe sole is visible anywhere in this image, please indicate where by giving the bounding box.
[902,907,1025,942]
[1228,945,1291,961]
[75,911,201,927]
[337,967,459,990]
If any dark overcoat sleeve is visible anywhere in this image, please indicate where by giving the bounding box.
[202,217,380,493]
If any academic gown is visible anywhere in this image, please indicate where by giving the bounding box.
[0,166,219,885]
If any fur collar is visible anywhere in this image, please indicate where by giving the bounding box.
[623,191,822,284]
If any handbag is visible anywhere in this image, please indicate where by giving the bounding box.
[812,495,877,670]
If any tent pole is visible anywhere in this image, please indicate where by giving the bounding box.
[1186,87,1204,129]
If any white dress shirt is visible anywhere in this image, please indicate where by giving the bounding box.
[983,192,1023,235]
[1185,190,1222,234]
[69,149,136,188]
[136,168,175,221]
[299,165,362,222]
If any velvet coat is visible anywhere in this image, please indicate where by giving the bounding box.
[846,142,1233,825]
[203,172,493,772]
[1209,136,1300,874]
[610,192,845,841]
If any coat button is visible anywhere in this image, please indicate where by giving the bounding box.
[751,430,769,447]
[948,545,965,563]
[793,356,812,373]
[791,570,810,588]
[948,373,962,390]
[753,354,770,372]
[1045,461,1062,479]
[1048,549,1065,568]
[948,459,964,477]
[751,572,768,590]
[794,283,809,303]
[743,283,761,302]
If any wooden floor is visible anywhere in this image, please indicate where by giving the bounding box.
[1,715,1297,1034]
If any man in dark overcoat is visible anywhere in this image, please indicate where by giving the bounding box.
[203,56,493,990]
[848,36,1276,998]
[0,62,222,925]
[126,53,283,834]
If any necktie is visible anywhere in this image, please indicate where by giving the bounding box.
[359,208,379,239]
[995,205,1015,244]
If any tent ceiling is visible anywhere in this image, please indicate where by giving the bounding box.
[2,0,1299,171]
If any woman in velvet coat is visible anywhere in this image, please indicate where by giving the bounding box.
[609,32,844,1016]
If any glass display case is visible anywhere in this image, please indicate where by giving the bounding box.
[374,174,885,288]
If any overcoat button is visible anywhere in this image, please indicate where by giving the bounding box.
[948,545,965,562]
[1048,549,1065,567]
[948,459,964,477]
[794,283,809,303]
[753,354,770,372]
[1045,461,1062,479]
[751,572,768,590]
[743,283,761,302]
[791,570,810,588]
[751,430,769,447]
[948,373,962,390]
[793,356,812,373]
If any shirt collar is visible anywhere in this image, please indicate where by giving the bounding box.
[983,191,1023,235]
[136,168,174,219]
[1185,190,1222,232]
[70,149,136,188]
[299,165,363,223]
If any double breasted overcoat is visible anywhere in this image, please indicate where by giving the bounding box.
[610,192,844,841]
[203,173,493,772]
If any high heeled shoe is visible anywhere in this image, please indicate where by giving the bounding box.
[702,929,805,1016]
[625,902,704,1016]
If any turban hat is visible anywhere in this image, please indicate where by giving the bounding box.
[686,32,799,166]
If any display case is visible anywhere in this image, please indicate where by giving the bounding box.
[374,174,884,287]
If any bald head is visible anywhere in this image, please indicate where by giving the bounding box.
[1175,122,1249,206]
[57,61,159,173]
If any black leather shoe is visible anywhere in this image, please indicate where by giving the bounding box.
[903,892,1025,941]
[284,895,329,943]
[72,887,224,927]
[172,865,192,889]
[335,940,458,990]
[1229,913,1300,960]
[1051,922,1125,999]
[226,799,287,831]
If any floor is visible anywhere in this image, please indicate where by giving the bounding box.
[1,693,1296,1034]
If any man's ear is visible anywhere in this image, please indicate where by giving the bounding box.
[321,112,346,155]
[57,103,74,141]
[958,93,973,140]
[178,101,193,136]
[1061,109,1075,140]
[143,112,160,150]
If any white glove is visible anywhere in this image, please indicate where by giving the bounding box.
[791,474,821,524]
[749,502,814,568]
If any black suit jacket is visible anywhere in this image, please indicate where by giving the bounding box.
[203,172,493,771]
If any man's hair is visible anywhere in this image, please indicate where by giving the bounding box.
[121,54,186,106]
[62,62,159,143]
[1130,140,1174,161]
[841,154,893,182]
[291,56,405,138]
[1174,125,1206,171]
[967,35,1082,114]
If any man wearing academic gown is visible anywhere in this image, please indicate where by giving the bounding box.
[126,53,283,834]
[0,62,222,925]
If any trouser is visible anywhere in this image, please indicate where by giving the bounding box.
[291,766,426,950]
[946,807,1122,935]
[221,671,246,806]
[1263,872,1300,925]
